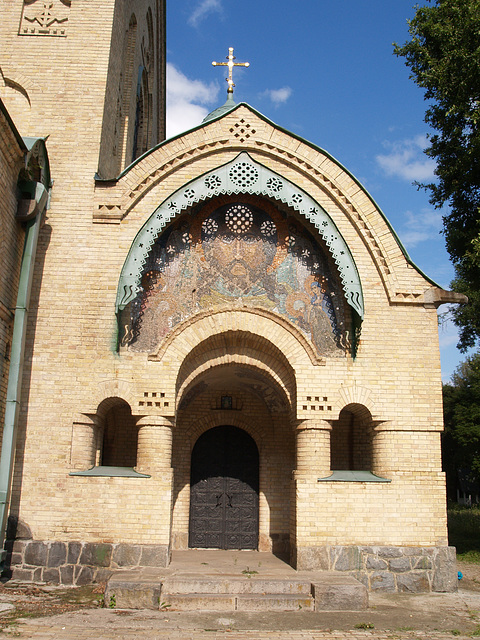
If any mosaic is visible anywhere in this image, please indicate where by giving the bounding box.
[121,198,349,356]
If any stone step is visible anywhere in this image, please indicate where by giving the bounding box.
[160,593,315,612]
[161,575,312,595]
[236,594,314,612]
[105,571,368,611]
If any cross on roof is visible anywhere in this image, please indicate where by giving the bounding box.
[212,47,250,95]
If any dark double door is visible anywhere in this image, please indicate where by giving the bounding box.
[189,426,259,550]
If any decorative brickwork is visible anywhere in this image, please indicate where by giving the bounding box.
[19,0,71,37]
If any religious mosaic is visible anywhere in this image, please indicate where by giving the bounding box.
[19,0,71,37]
[121,198,350,356]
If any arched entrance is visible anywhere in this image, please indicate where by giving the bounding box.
[189,425,259,550]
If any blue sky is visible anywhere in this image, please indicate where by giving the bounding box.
[165,0,468,382]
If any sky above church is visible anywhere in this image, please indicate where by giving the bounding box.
[165,0,470,382]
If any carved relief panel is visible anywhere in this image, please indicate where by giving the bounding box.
[19,0,71,36]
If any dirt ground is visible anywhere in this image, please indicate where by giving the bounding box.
[1,560,480,635]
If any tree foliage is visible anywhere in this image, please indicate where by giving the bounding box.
[443,352,480,495]
[394,0,480,350]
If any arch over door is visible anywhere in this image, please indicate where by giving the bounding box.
[189,426,259,550]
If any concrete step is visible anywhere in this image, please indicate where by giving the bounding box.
[161,575,312,595]
[160,592,314,612]
[236,594,314,612]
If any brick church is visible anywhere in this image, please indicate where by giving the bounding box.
[0,0,462,591]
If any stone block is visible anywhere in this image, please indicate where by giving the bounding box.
[80,543,112,567]
[12,540,27,554]
[389,557,412,573]
[105,580,161,610]
[33,567,43,581]
[24,541,47,566]
[67,542,82,564]
[140,544,169,568]
[365,555,387,571]
[112,544,142,567]
[432,547,457,593]
[377,547,403,559]
[369,571,396,592]
[414,556,433,570]
[313,579,368,610]
[396,571,430,593]
[294,546,330,571]
[332,547,362,571]
[43,568,60,584]
[60,565,75,585]
[47,542,67,568]
[11,567,35,581]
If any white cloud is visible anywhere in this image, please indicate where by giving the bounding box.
[166,63,219,138]
[261,86,292,106]
[376,135,436,182]
[188,0,223,27]
[398,208,443,249]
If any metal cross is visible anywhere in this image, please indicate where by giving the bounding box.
[212,47,250,94]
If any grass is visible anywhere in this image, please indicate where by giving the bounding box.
[447,504,480,561]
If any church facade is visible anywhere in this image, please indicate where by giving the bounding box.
[0,0,460,592]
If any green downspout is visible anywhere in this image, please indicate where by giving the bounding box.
[0,182,48,563]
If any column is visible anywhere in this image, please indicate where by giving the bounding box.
[136,415,174,474]
[294,418,332,476]
[291,418,332,570]
[71,415,98,470]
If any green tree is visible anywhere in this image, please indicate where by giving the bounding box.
[394,0,480,351]
[443,352,480,496]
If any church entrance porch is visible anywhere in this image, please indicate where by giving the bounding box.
[189,425,259,550]
[170,333,297,557]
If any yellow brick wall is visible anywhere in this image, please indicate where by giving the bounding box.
[0,24,450,558]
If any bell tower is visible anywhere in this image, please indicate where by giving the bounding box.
[0,0,166,180]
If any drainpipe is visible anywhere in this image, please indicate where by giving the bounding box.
[0,181,48,563]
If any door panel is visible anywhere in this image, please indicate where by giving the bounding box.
[189,425,259,549]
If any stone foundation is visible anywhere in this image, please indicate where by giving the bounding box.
[3,538,170,585]
[294,545,457,593]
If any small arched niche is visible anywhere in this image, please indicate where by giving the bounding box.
[70,397,141,475]
[330,404,373,471]
[101,399,138,467]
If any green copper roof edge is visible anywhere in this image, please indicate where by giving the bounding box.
[102,101,438,288]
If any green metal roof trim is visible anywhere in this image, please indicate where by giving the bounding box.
[109,102,437,287]
[318,470,391,483]
[115,151,364,320]
[69,466,150,478]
